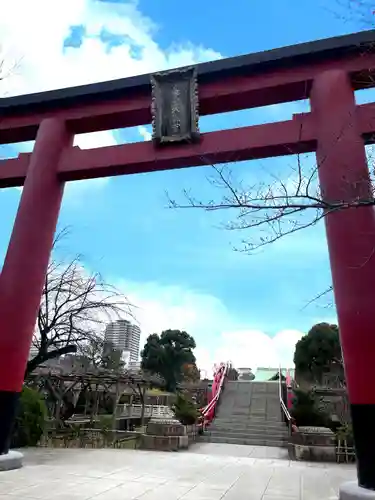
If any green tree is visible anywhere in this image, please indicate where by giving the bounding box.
[141,330,196,392]
[182,362,201,383]
[227,366,239,381]
[172,392,199,425]
[291,389,329,427]
[294,323,343,384]
[11,387,47,448]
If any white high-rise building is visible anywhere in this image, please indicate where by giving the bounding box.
[104,319,141,363]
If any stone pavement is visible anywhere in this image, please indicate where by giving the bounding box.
[0,444,356,500]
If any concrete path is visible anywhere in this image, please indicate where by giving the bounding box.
[0,444,356,500]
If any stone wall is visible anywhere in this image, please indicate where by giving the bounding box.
[291,426,336,462]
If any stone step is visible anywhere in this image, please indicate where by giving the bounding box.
[222,397,270,401]
[227,407,280,412]
[209,430,288,441]
[213,417,285,425]
[209,425,288,433]
[209,428,288,438]
[200,434,288,448]
[214,417,285,427]
[214,417,284,425]
[217,416,281,421]
[219,410,281,415]
[211,428,287,436]
[214,422,284,429]
[220,403,281,408]
[221,414,282,420]
[211,427,287,435]
[211,380,287,447]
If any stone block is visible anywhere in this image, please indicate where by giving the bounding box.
[179,435,189,449]
[141,434,180,451]
[297,426,335,445]
[292,427,336,462]
[293,427,335,446]
[0,451,23,471]
[294,444,336,462]
[146,418,185,437]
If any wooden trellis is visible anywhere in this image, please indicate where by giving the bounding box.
[26,369,164,426]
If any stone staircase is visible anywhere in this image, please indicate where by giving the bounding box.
[201,381,289,447]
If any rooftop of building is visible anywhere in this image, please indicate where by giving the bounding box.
[254,367,295,381]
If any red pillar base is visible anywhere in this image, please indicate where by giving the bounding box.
[351,405,375,490]
[0,392,20,455]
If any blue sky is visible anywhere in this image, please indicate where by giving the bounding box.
[0,0,372,372]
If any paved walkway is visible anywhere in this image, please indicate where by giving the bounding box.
[0,444,356,500]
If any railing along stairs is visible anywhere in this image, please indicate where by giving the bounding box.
[198,361,230,431]
[278,365,296,437]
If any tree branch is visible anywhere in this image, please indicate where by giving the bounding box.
[28,226,133,376]
[25,344,77,377]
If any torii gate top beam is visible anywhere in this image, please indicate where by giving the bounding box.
[1,29,375,144]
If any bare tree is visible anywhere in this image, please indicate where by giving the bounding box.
[169,23,375,303]
[324,0,375,27]
[0,44,22,95]
[169,147,375,251]
[78,335,107,369]
[169,143,375,307]
[26,229,132,376]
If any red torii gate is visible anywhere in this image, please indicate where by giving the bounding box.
[0,29,375,492]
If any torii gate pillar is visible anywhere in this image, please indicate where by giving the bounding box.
[311,70,375,494]
[0,119,72,462]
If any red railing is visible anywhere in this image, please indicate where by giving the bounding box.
[199,362,229,430]
[285,368,294,411]
[278,365,298,436]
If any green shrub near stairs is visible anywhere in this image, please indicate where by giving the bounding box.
[172,392,199,426]
[11,386,47,448]
[291,389,329,427]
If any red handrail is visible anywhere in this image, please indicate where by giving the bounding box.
[199,362,229,430]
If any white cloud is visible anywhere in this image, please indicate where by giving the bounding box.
[138,126,152,142]
[0,0,221,97]
[74,131,118,150]
[117,279,304,378]
[8,130,115,195]
[68,131,118,194]
[195,329,304,377]
[0,0,221,195]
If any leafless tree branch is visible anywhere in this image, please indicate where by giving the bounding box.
[0,44,23,95]
[27,228,133,376]
[323,0,374,27]
[169,147,375,253]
